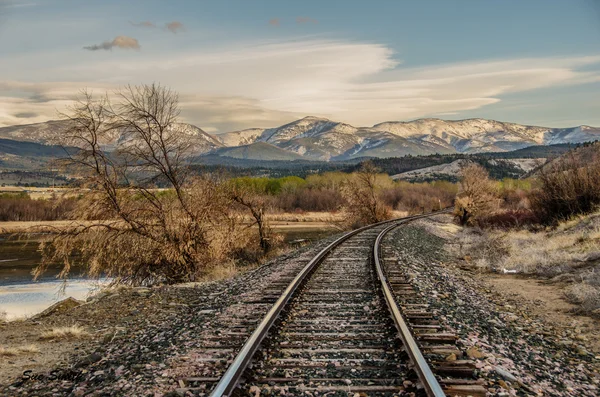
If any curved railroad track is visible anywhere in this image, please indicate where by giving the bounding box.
[182,212,485,396]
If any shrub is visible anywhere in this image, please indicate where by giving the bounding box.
[341,162,391,227]
[0,193,76,221]
[274,188,344,212]
[530,143,600,224]
[40,325,89,340]
[477,209,540,230]
[380,180,457,214]
[454,163,500,226]
[36,84,268,286]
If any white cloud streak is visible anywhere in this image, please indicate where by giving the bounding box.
[2,39,600,130]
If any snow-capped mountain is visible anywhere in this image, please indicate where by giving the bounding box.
[1,117,599,164]
[217,128,265,147]
[371,118,600,153]
[212,117,599,160]
[0,120,223,154]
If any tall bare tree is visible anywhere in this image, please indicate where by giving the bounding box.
[37,84,252,285]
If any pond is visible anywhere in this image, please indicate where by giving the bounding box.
[0,234,105,320]
[0,227,338,320]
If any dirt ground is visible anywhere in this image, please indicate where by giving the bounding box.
[479,273,600,353]
[418,214,600,357]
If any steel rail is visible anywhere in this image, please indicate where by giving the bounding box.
[374,219,446,397]
[210,211,448,397]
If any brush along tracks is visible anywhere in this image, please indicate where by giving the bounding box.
[178,212,484,396]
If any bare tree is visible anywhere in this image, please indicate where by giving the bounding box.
[341,161,391,227]
[36,84,252,285]
[229,184,275,253]
[454,162,499,226]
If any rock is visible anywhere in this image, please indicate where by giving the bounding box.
[498,380,509,389]
[34,297,83,319]
[495,367,517,382]
[576,345,590,356]
[75,352,102,368]
[446,353,457,361]
[467,347,486,359]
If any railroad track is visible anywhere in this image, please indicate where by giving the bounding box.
[177,212,485,396]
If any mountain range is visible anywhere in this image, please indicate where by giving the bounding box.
[0,117,599,166]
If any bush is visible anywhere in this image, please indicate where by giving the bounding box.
[530,143,600,224]
[341,162,391,227]
[454,163,500,226]
[0,193,76,221]
[380,180,457,214]
[36,84,269,286]
[476,209,540,230]
[274,188,344,212]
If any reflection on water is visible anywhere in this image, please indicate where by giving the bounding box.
[0,234,99,320]
[0,279,107,320]
[0,228,337,320]
[0,234,87,284]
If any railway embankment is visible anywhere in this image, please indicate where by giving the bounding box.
[1,214,598,396]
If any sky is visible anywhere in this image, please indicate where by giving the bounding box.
[1,0,600,132]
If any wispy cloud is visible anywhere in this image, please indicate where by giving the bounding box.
[268,18,280,26]
[166,21,184,33]
[83,36,140,51]
[3,39,600,130]
[3,2,37,8]
[130,20,156,28]
[130,20,185,33]
[296,16,317,24]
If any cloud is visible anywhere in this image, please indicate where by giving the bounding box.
[268,18,280,26]
[130,20,156,28]
[130,20,185,33]
[83,36,140,51]
[3,39,600,130]
[166,21,184,33]
[13,111,38,118]
[178,95,303,132]
[0,80,117,126]
[296,16,317,24]
[3,2,37,8]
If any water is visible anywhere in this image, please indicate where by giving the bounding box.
[0,279,106,320]
[0,234,101,320]
[0,228,337,320]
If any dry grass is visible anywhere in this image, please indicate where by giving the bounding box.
[202,262,241,282]
[39,325,89,340]
[0,344,40,356]
[266,212,343,223]
[456,211,600,314]
[456,213,600,275]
